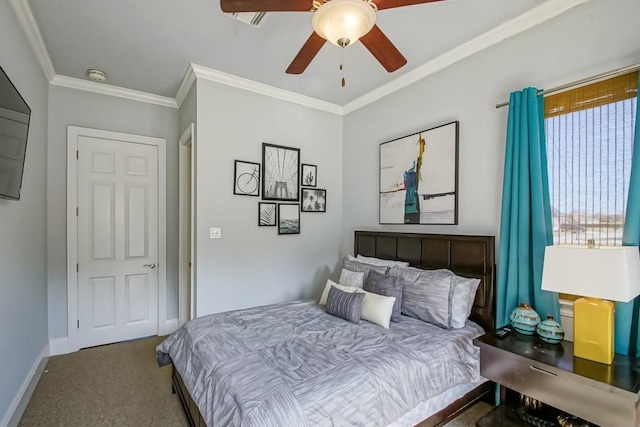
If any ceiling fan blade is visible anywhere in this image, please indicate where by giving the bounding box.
[286,32,326,74]
[374,0,444,11]
[359,25,407,73]
[221,0,312,12]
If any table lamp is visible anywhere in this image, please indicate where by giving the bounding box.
[541,244,640,365]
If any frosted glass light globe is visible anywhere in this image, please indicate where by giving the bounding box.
[312,0,376,47]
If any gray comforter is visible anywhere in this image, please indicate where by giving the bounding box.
[157,300,483,427]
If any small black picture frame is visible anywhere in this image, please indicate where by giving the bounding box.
[278,203,300,235]
[301,164,317,187]
[301,188,326,212]
[258,202,277,227]
[234,160,260,197]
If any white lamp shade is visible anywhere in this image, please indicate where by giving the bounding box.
[312,0,376,47]
[541,245,640,302]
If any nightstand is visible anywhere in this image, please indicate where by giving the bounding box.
[473,332,640,426]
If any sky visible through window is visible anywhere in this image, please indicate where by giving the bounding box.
[545,97,637,246]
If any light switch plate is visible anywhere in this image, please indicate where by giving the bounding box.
[209,227,221,239]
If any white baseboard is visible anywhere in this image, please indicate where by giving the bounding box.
[49,337,71,356]
[159,318,179,336]
[1,342,50,427]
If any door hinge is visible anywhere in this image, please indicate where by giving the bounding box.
[76,207,78,216]
[76,150,79,160]
[77,320,79,328]
[76,263,79,273]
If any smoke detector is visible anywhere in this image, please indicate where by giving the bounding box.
[87,69,107,83]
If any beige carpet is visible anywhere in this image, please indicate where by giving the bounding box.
[19,335,490,426]
[19,336,186,427]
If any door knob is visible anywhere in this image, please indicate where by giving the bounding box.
[143,263,157,269]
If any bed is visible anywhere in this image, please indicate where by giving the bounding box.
[158,231,496,427]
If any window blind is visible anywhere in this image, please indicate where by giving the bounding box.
[544,71,638,247]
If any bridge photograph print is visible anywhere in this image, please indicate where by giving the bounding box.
[262,143,300,202]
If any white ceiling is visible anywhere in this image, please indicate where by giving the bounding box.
[27,0,544,105]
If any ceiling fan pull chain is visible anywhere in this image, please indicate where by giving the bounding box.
[340,47,346,87]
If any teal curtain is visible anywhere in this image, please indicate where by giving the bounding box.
[496,87,561,328]
[615,73,640,357]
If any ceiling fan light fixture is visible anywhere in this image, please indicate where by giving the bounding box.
[312,0,376,47]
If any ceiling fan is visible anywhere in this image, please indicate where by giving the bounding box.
[220,0,445,75]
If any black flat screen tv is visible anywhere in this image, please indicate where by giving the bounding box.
[0,65,31,200]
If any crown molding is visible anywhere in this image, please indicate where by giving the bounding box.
[342,0,590,114]
[13,0,587,114]
[190,64,344,115]
[175,64,197,107]
[10,0,56,81]
[50,75,178,109]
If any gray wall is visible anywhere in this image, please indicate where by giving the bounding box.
[342,0,640,254]
[195,79,343,316]
[47,85,180,339]
[0,1,49,421]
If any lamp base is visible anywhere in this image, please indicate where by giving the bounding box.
[574,297,614,365]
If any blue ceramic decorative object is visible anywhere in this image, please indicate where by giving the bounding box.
[536,315,565,344]
[509,302,540,335]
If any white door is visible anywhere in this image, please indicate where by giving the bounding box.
[77,135,158,348]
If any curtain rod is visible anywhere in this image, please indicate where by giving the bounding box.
[495,62,640,109]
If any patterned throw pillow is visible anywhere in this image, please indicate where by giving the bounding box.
[338,268,365,288]
[364,270,404,322]
[342,257,390,280]
[319,279,357,306]
[325,285,365,324]
[398,268,456,329]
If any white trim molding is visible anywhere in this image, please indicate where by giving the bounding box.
[49,337,71,356]
[51,75,178,109]
[559,299,574,318]
[190,64,344,115]
[1,342,49,427]
[175,66,197,108]
[161,319,180,336]
[9,0,55,81]
[342,0,590,114]
[178,123,196,326]
[66,126,168,353]
[13,0,588,114]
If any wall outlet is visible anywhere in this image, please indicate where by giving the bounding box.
[209,227,221,239]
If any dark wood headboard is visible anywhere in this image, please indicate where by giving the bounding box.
[354,231,496,332]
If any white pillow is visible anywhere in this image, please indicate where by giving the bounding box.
[356,254,410,268]
[355,288,396,329]
[319,280,358,306]
[339,268,365,288]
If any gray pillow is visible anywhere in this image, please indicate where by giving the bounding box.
[326,285,365,324]
[450,274,481,328]
[364,270,404,322]
[398,268,456,328]
[343,257,389,280]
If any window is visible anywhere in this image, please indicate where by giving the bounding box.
[545,71,638,247]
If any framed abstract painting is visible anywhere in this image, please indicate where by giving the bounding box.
[262,143,300,201]
[379,121,459,225]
